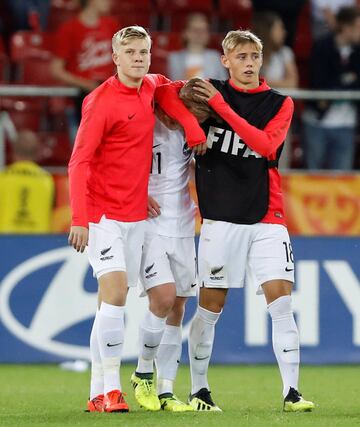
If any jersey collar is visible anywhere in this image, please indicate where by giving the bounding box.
[228,77,270,93]
[110,75,143,94]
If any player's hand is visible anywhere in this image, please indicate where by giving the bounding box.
[193,80,220,102]
[192,142,207,156]
[68,226,89,253]
[148,196,161,218]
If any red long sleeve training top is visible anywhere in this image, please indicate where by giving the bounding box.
[68,74,206,227]
[207,79,294,225]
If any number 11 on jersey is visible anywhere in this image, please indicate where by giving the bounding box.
[151,152,162,175]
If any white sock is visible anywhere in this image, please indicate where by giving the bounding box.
[136,310,167,374]
[89,310,103,399]
[268,295,300,397]
[156,324,182,395]
[97,302,125,394]
[189,306,221,394]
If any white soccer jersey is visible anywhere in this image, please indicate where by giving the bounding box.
[147,119,196,237]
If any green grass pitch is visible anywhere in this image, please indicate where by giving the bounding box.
[0,364,358,426]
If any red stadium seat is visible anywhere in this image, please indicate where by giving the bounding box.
[156,0,213,13]
[150,32,182,75]
[111,0,152,13]
[37,131,72,166]
[10,31,53,62]
[0,56,10,83]
[10,31,59,85]
[157,0,214,31]
[209,32,226,51]
[21,57,58,85]
[152,32,182,52]
[218,0,253,30]
[293,1,312,61]
[0,35,6,55]
[47,0,80,31]
[150,56,167,75]
[293,2,312,88]
[111,1,153,28]
[0,36,10,83]
[0,97,45,132]
[112,11,152,29]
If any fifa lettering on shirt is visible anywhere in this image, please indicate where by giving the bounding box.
[206,126,262,158]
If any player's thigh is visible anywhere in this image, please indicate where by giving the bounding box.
[88,215,127,280]
[247,223,294,295]
[139,233,175,296]
[168,236,197,297]
[124,220,146,287]
[198,219,252,289]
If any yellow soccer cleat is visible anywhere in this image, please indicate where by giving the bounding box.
[283,387,315,412]
[159,393,194,412]
[131,372,161,411]
[188,388,222,412]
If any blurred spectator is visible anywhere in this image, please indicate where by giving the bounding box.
[252,11,299,169]
[0,130,54,233]
[310,0,356,39]
[252,0,306,47]
[167,13,228,81]
[252,11,299,88]
[302,6,360,170]
[3,0,51,31]
[51,0,118,143]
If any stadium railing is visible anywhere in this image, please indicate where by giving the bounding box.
[1,85,360,169]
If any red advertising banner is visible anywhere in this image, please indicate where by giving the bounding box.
[52,174,360,236]
[283,174,360,235]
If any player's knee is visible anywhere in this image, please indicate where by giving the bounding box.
[170,302,185,323]
[199,295,226,313]
[200,300,224,313]
[262,280,292,305]
[150,294,176,317]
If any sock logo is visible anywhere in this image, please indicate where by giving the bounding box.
[144,343,159,349]
[283,348,298,353]
[285,267,294,272]
[107,342,122,347]
[145,263,155,274]
[100,247,111,256]
[191,283,197,288]
[194,355,209,360]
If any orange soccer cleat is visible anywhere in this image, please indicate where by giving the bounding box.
[103,390,129,413]
[87,394,104,412]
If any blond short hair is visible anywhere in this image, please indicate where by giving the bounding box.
[222,30,263,54]
[112,26,152,52]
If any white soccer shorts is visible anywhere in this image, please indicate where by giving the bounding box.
[87,215,145,285]
[139,233,197,297]
[198,220,295,294]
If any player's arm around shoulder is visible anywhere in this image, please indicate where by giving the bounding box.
[154,79,207,154]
